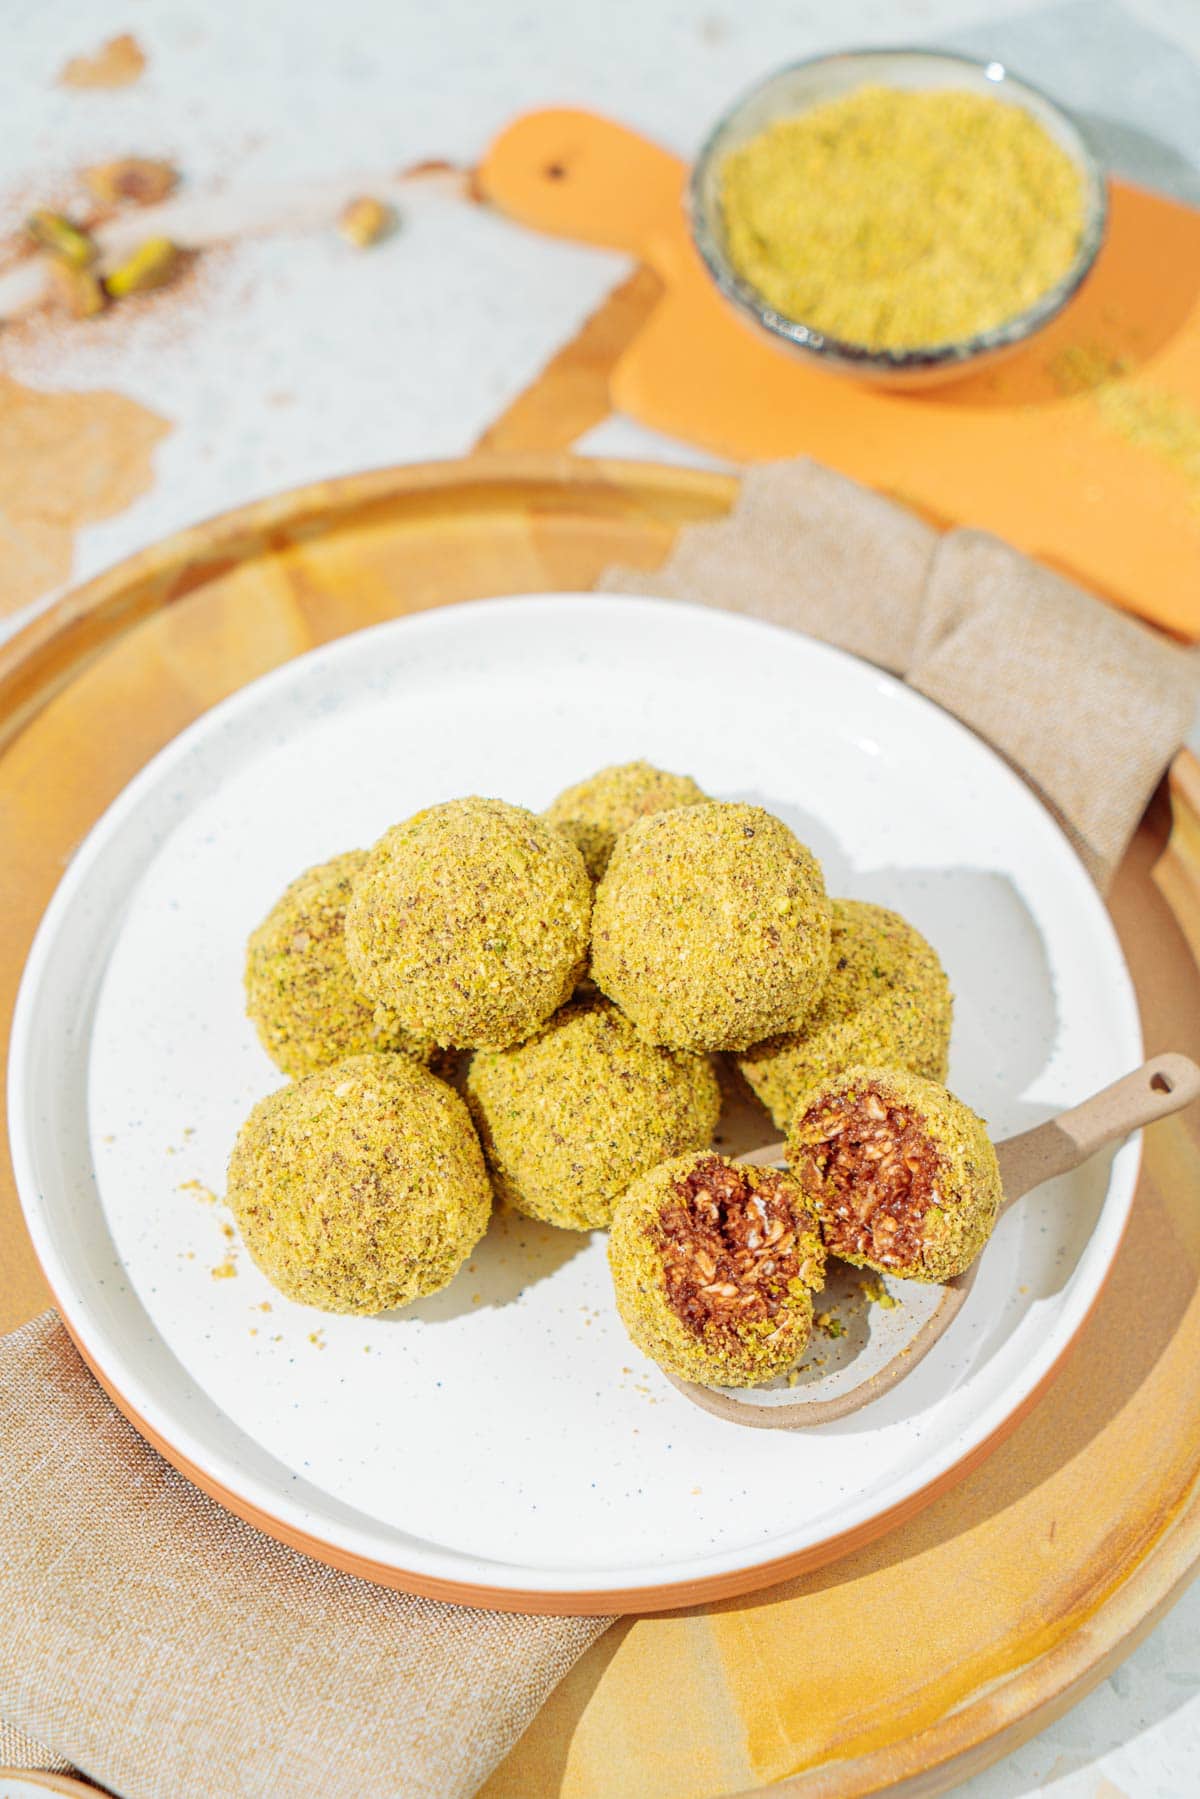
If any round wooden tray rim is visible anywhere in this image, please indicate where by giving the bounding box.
[2,452,1198,1795]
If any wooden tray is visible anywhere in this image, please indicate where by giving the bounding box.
[2,453,1199,1798]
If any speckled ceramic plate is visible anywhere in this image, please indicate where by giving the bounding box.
[9,595,1142,1613]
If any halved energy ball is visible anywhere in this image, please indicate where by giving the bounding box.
[608,1152,826,1386]
[544,759,708,882]
[244,850,432,1079]
[737,900,953,1128]
[787,1066,1002,1282]
[592,801,832,1051]
[226,1054,492,1313]
[345,797,591,1049]
[465,996,720,1230]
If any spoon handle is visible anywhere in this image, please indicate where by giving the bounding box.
[995,1052,1200,1207]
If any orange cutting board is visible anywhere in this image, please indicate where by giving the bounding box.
[480,109,1200,639]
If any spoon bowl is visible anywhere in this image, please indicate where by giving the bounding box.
[668,1052,1200,1428]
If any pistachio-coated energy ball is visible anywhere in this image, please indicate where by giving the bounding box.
[608,1151,826,1387]
[737,899,952,1128]
[591,801,832,1052]
[465,997,720,1231]
[345,797,591,1050]
[244,850,431,1079]
[787,1065,1002,1282]
[544,760,708,883]
[226,1054,492,1313]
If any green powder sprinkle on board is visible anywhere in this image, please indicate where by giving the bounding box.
[1050,343,1200,500]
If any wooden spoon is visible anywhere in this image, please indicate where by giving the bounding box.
[666,1052,1200,1429]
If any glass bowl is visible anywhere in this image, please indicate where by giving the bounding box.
[688,48,1109,388]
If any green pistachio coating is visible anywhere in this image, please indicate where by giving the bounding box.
[345,797,592,1050]
[787,1065,1002,1282]
[737,899,953,1128]
[244,850,432,1079]
[226,1053,492,1314]
[465,996,720,1231]
[608,1151,826,1387]
[591,801,832,1052]
[544,760,708,882]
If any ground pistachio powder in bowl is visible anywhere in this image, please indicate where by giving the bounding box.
[719,82,1087,351]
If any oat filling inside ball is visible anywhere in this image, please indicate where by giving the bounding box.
[794,1089,941,1269]
[653,1157,801,1341]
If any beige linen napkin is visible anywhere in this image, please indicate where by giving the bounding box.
[0,1315,609,1799]
[5,457,1197,1799]
[601,459,1200,887]
[0,1720,73,1777]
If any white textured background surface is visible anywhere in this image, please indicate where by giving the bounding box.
[2,1,1200,1794]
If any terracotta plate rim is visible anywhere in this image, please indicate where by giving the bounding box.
[40,1238,1125,1615]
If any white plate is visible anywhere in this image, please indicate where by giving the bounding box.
[9,595,1142,1611]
